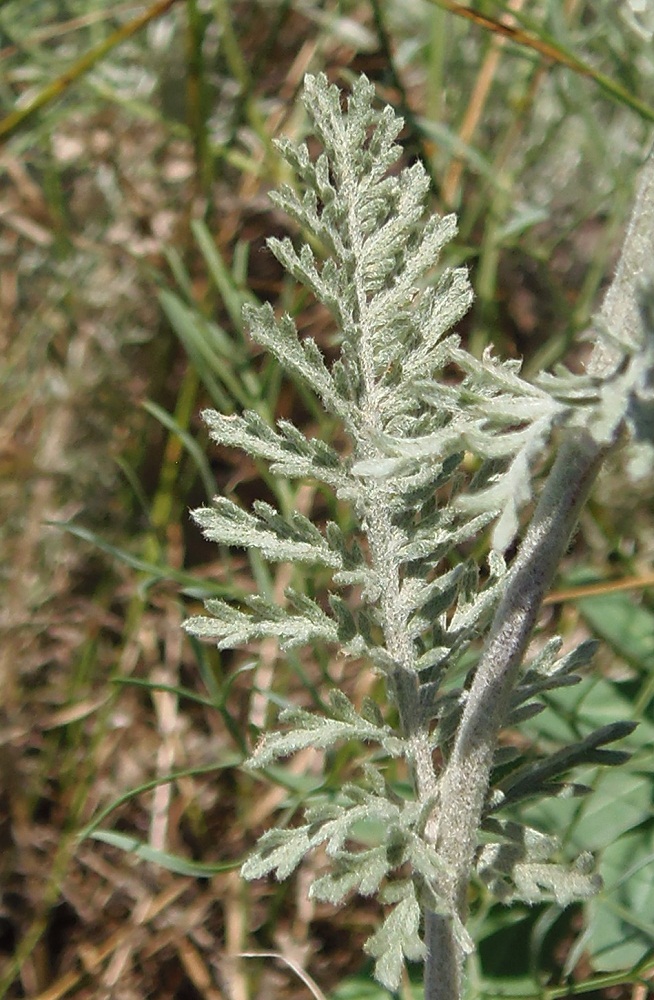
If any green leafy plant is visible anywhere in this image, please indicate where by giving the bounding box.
[185,74,654,1000]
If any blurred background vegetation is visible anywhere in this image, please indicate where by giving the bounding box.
[0,1,653,998]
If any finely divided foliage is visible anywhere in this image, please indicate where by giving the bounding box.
[186,75,642,992]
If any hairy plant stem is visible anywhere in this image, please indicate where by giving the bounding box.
[364,495,439,792]
[350,144,442,851]
[426,429,609,1000]
[423,147,654,1000]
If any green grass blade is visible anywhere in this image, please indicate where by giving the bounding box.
[90,830,241,875]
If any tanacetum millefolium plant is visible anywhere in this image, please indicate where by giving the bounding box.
[185,74,653,998]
